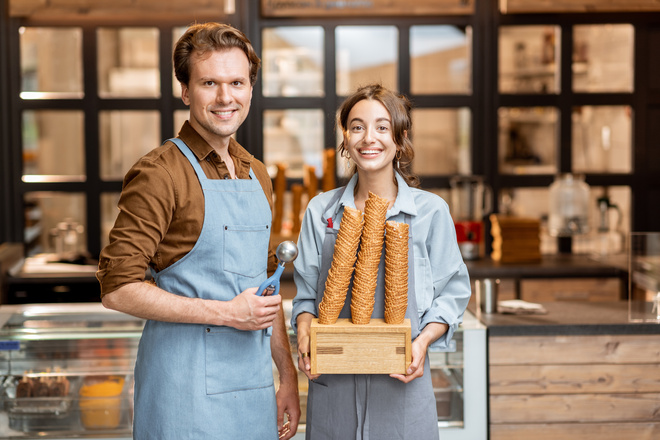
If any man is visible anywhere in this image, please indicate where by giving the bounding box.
[97,23,299,439]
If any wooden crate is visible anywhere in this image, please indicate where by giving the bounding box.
[310,318,411,375]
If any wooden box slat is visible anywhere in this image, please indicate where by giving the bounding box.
[310,318,411,375]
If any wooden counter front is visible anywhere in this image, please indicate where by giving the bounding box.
[482,301,660,440]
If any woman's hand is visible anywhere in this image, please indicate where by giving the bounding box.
[390,337,427,383]
[390,322,448,384]
[296,313,321,381]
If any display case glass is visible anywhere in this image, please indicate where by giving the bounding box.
[0,304,143,439]
[0,303,485,439]
[629,232,660,323]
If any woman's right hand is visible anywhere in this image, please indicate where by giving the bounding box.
[296,313,321,381]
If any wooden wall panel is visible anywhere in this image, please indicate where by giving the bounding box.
[489,334,660,365]
[261,0,474,17]
[500,0,660,14]
[490,393,660,423]
[491,422,660,440]
[521,278,620,302]
[490,364,660,394]
[9,0,231,19]
[489,333,660,438]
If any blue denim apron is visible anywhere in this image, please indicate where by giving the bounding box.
[305,188,439,440]
[132,138,277,440]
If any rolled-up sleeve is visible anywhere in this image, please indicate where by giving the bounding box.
[416,194,472,349]
[421,262,471,349]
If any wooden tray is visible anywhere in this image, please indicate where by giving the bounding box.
[310,318,411,375]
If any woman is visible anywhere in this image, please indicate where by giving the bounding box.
[291,84,471,439]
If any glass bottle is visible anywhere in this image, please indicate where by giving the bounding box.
[548,174,590,237]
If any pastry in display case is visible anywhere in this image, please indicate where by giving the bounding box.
[0,303,143,439]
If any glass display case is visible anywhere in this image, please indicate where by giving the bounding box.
[0,303,143,439]
[0,303,486,440]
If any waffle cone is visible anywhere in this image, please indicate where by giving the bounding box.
[350,192,388,324]
[384,221,409,324]
[318,206,364,324]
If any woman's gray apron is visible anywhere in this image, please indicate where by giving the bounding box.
[305,189,439,440]
[132,138,277,440]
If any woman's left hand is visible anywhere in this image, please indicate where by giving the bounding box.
[389,322,449,383]
[389,337,427,383]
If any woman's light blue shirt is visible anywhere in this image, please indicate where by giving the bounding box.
[292,172,472,349]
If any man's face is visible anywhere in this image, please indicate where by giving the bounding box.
[181,47,253,146]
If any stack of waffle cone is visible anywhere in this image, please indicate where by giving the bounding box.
[318,206,364,324]
[384,221,409,324]
[350,192,389,324]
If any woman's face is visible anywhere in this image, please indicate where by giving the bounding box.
[343,99,397,176]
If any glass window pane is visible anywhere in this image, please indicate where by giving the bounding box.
[573,24,634,93]
[22,110,85,180]
[499,107,558,174]
[172,27,187,98]
[336,26,398,96]
[499,26,560,94]
[263,109,324,179]
[98,27,160,98]
[262,27,324,97]
[412,108,472,176]
[101,193,121,250]
[99,111,161,180]
[24,192,86,256]
[20,27,83,99]
[572,186,631,256]
[174,110,188,137]
[411,25,472,95]
[572,106,632,174]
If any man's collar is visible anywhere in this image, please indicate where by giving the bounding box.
[178,120,253,163]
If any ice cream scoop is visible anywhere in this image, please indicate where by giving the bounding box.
[256,241,298,296]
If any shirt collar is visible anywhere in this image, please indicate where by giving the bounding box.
[339,172,417,217]
[177,121,254,173]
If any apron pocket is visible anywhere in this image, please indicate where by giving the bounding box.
[223,224,270,278]
[204,326,273,395]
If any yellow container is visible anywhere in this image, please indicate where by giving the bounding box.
[79,376,125,429]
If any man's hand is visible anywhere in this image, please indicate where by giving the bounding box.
[223,288,282,331]
[276,378,300,439]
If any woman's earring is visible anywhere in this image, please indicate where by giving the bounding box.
[395,149,402,169]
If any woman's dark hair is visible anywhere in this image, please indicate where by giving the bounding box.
[173,22,261,87]
[337,84,420,189]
